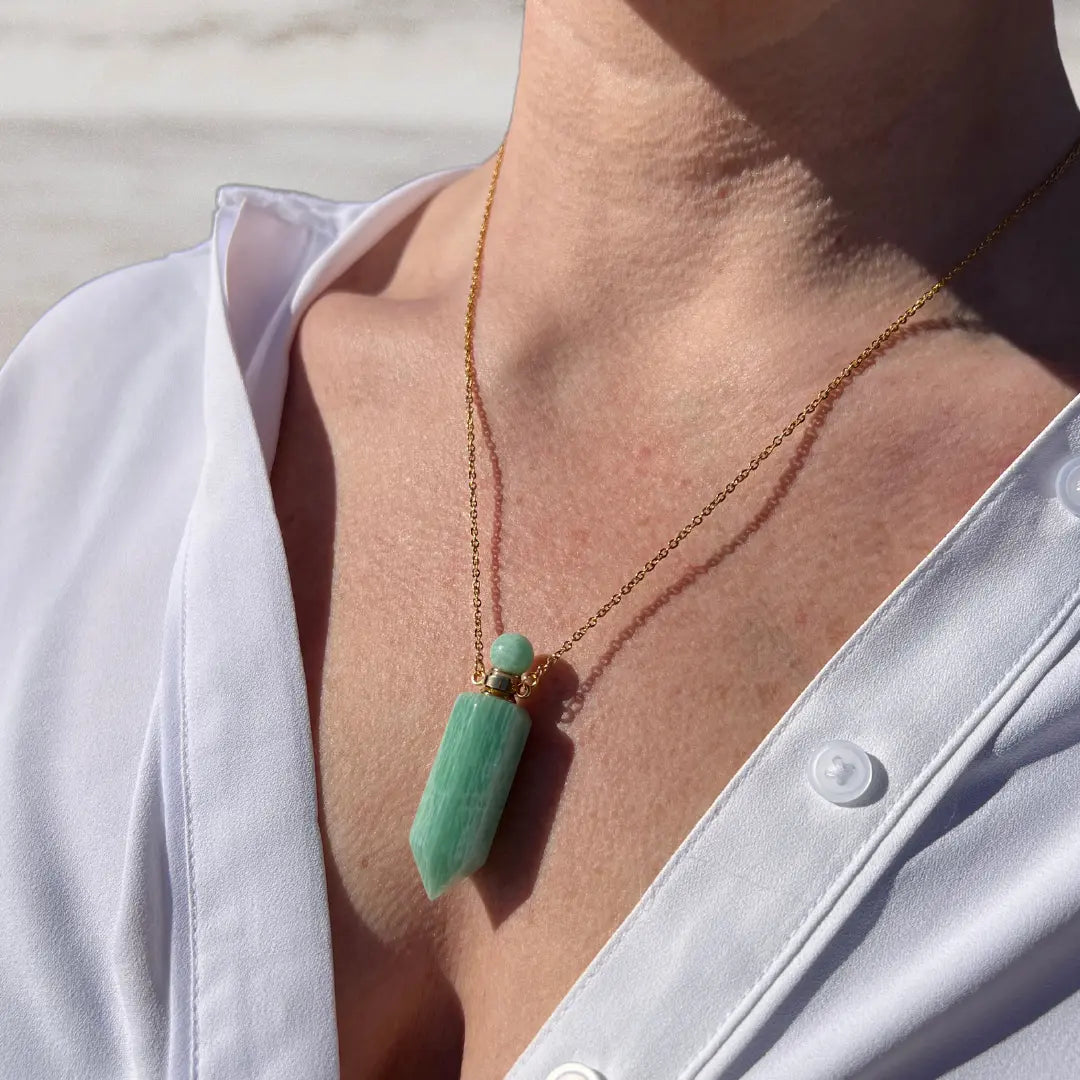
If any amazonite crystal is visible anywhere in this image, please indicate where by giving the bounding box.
[409,691,532,900]
[489,632,535,676]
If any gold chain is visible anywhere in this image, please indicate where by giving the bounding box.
[464,134,1080,694]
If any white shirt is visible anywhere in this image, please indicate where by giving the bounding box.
[3,160,1080,1080]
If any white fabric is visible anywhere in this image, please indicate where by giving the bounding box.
[3,161,1080,1080]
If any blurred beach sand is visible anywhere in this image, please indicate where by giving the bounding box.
[0,1,523,357]
[2,0,1079,358]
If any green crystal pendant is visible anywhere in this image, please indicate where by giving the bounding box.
[409,633,535,900]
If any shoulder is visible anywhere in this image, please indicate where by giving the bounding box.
[2,180,369,400]
[6,181,367,364]
[5,235,209,377]
[0,233,213,513]
[0,180,373,527]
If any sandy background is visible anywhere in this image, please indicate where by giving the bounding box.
[2,0,1079,359]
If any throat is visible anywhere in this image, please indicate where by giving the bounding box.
[480,0,1079,323]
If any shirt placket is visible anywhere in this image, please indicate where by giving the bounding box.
[508,394,1080,1080]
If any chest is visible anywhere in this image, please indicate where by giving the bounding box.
[269,297,1077,1079]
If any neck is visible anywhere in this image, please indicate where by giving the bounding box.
[481,0,1079,334]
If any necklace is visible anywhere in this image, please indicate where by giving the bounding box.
[409,133,1080,901]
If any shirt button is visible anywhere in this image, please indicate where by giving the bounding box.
[807,739,874,805]
[1057,456,1080,517]
[544,1066,606,1080]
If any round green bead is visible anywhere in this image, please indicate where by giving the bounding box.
[489,632,534,676]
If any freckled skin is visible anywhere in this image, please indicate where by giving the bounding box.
[270,1,1080,1076]
[274,263,1079,1078]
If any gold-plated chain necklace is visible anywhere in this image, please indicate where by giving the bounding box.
[409,133,1080,900]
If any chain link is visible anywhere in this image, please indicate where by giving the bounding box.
[464,134,1080,692]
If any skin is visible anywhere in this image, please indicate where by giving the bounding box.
[269,1,1080,1076]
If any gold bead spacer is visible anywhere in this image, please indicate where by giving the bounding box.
[480,669,521,702]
